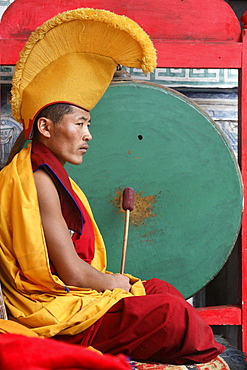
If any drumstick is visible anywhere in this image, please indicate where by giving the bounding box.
[120,187,134,274]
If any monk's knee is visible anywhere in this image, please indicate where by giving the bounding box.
[144,278,184,298]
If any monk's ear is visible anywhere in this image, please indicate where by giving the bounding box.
[36,117,53,138]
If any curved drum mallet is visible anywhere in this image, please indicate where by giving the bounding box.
[120,187,134,274]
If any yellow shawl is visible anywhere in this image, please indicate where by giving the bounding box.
[0,144,145,337]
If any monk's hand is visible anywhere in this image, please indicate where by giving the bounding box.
[111,274,131,292]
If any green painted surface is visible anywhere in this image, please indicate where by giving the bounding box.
[66,82,243,298]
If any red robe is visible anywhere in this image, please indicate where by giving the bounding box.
[31,140,224,365]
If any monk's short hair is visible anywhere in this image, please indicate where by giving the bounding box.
[36,103,74,124]
[33,103,74,138]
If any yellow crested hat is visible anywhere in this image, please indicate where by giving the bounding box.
[11,8,157,138]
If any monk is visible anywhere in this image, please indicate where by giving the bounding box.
[0,7,224,365]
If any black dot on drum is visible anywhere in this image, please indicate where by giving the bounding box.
[138,135,143,140]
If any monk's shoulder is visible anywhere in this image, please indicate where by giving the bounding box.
[33,168,60,209]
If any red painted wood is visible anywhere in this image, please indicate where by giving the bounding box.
[155,42,242,68]
[0,40,25,66]
[0,40,243,68]
[241,11,247,29]
[196,305,241,326]
[0,0,241,65]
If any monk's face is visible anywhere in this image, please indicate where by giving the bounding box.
[47,106,92,166]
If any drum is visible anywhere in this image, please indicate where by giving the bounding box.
[66,81,243,298]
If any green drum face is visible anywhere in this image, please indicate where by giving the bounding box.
[66,82,243,298]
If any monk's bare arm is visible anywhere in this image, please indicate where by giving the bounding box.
[33,169,131,292]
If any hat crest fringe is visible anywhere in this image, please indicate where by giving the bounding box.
[11,8,157,123]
